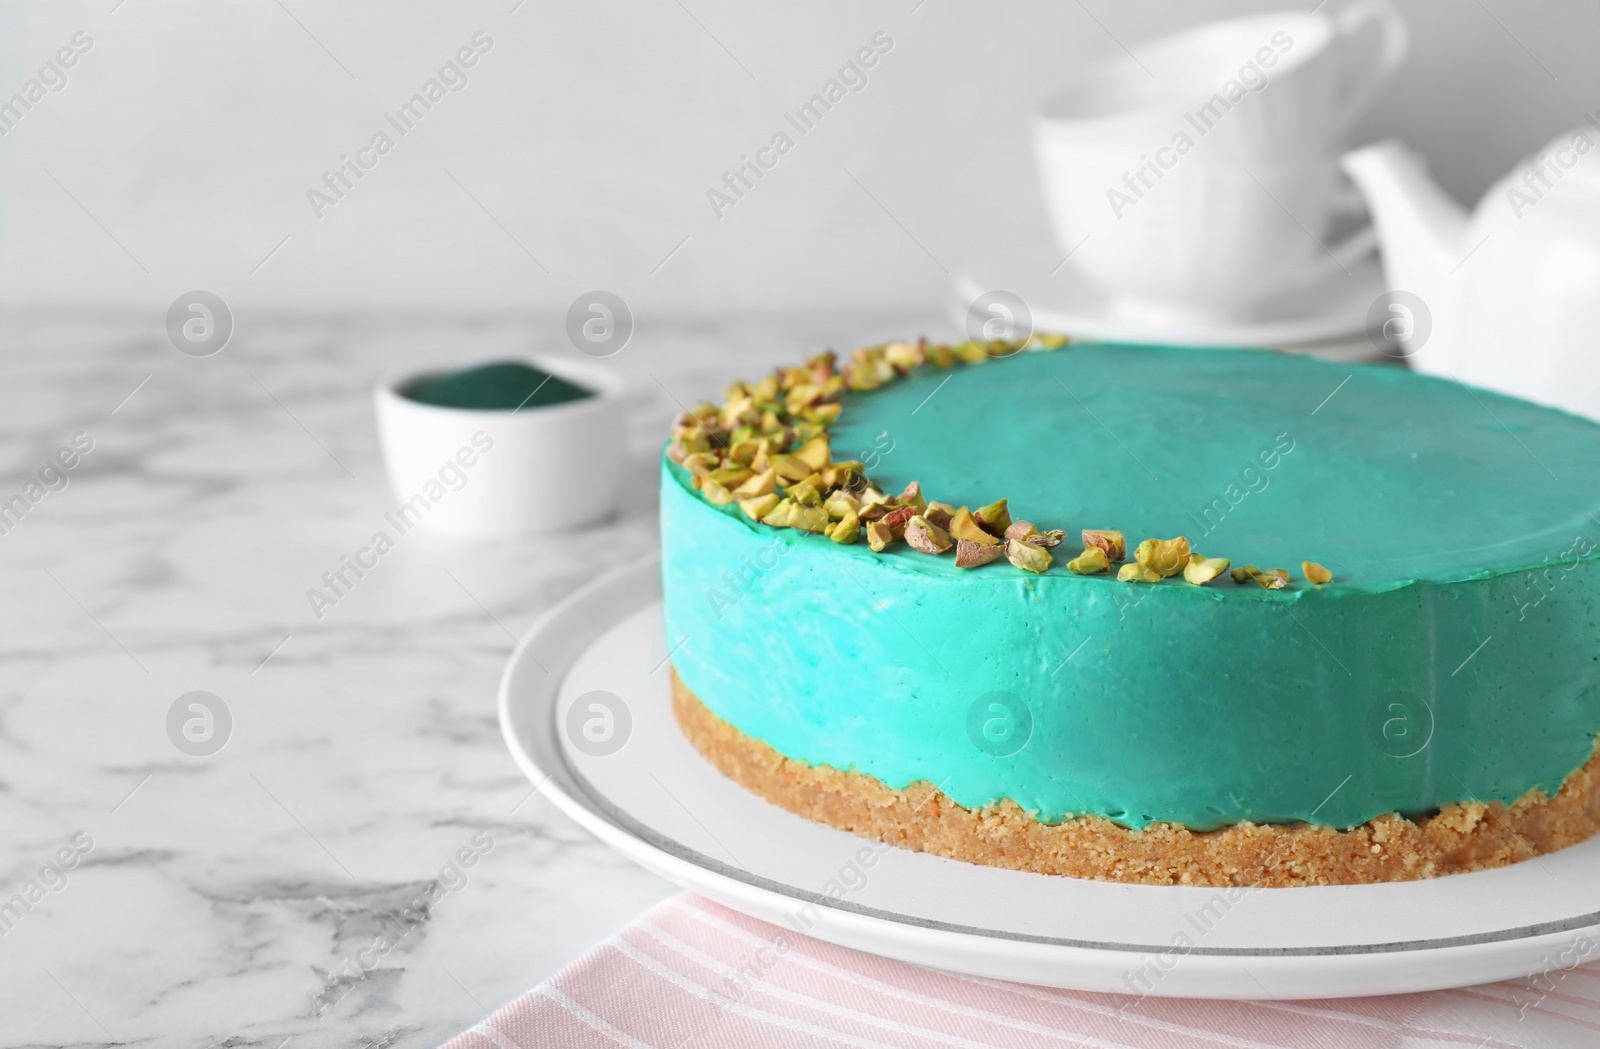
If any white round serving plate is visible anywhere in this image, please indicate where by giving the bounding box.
[500,555,1600,999]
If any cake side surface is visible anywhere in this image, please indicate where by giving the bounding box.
[672,670,1600,887]
[661,343,1600,837]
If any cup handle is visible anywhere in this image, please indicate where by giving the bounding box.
[1332,0,1410,134]
[1324,223,1379,271]
[1286,172,1379,287]
[1275,223,1378,295]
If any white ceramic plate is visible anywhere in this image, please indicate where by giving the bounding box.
[500,555,1600,999]
[950,250,1388,356]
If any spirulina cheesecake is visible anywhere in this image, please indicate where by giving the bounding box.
[660,339,1600,887]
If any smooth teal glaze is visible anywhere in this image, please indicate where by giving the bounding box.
[662,345,1600,830]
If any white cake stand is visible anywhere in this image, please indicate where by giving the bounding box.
[500,555,1600,999]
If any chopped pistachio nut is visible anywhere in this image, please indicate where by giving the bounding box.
[850,347,896,387]
[1081,529,1126,562]
[905,515,953,554]
[733,468,777,498]
[787,482,822,507]
[761,498,794,528]
[1067,546,1110,575]
[1118,562,1162,583]
[785,385,824,415]
[675,420,713,444]
[768,454,813,482]
[822,461,865,490]
[684,337,1110,570]
[950,506,999,546]
[880,505,916,538]
[975,499,1011,535]
[666,435,694,463]
[1257,568,1291,589]
[794,435,831,470]
[884,340,923,372]
[1232,564,1289,589]
[1302,561,1333,585]
[954,340,989,364]
[789,504,831,533]
[722,401,753,430]
[1183,553,1230,586]
[844,365,881,392]
[681,452,719,476]
[1005,537,1052,574]
[727,439,766,468]
[707,465,753,489]
[823,490,860,520]
[805,403,842,426]
[1135,536,1191,578]
[956,538,1006,568]
[739,493,780,521]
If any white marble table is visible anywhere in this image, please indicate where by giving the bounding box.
[0,309,949,1048]
[0,309,1373,1047]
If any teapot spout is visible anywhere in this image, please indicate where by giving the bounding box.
[1342,142,1469,367]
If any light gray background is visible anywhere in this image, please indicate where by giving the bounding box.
[1,3,1595,1045]
[0,0,1593,320]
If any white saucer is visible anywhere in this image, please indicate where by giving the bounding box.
[500,555,1600,999]
[951,249,1387,358]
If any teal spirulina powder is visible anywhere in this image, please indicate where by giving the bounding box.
[403,361,595,410]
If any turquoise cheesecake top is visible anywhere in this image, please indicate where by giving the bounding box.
[827,345,1600,589]
[662,344,1600,831]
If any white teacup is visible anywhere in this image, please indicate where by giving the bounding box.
[1053,148,1378,323]
[1034,3,1407,321]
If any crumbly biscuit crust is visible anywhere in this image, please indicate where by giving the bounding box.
[672,670,1600,887]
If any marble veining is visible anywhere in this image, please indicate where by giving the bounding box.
[0,310,1363,1046]
[0,310,858,1049]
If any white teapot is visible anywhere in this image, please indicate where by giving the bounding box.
[1343,129,1600,420]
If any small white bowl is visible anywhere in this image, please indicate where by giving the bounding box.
[374,355,626,538]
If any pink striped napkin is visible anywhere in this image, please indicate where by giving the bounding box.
[444,894,1600,1048]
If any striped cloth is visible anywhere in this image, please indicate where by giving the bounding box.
[444,894,1600,1048]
